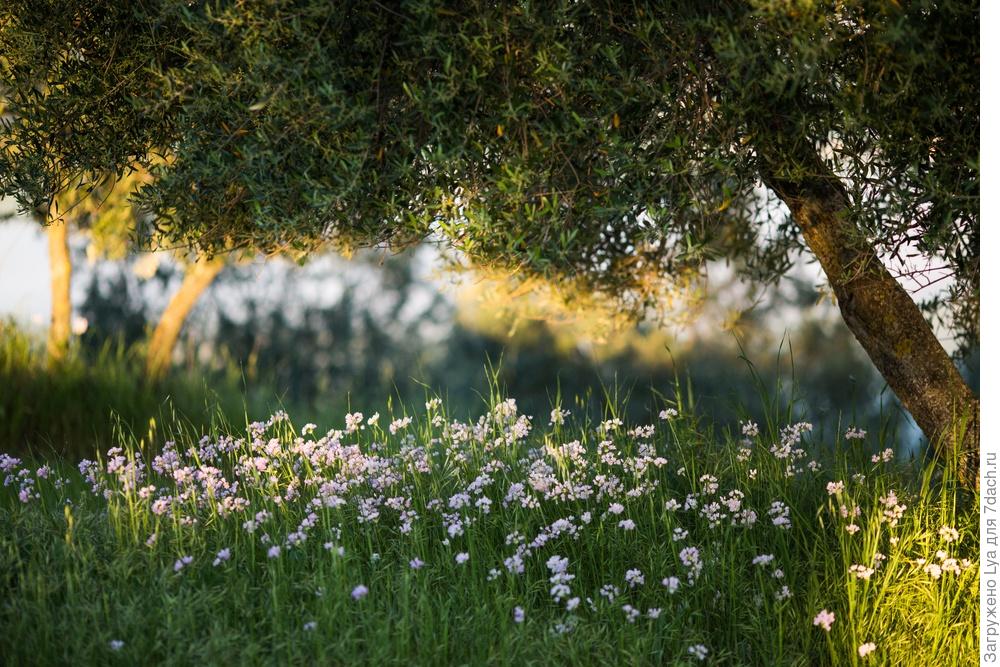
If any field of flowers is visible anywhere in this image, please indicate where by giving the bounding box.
[0,391,977,665]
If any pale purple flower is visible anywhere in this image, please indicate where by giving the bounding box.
[618,519,636,531]
[688,644,709,661]
[813,609,835,632]
[173,555,193,572]
[455,552,470,564]
[409,558,425,570]
[625,569,645,588]
[267,546,281,559]
[351,584,369,600]
[513,606,525,623]
[109,640,124,651]
[213,548,231,566]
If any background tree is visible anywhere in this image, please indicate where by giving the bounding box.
[0,1,979,484]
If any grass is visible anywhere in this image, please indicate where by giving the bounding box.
[0,379,978,665]
[0,321,274,460]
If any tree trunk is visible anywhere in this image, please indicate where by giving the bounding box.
[145,257,225,381]
[46,214,72,364]
[760,148,979,487]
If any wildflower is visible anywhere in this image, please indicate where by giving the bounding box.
[844,427,867,440]
[813,609,835,632]
[389,417,412,435]
[617,604,639,623]
[775,586,793,601]
[647,608,662,619]
[213,548,231,566]
[672,527,688,541]
[304,621,318,631]
[566,597,580,611]
[301,423,317,436]
[741,420,760,437]
[826,481,845,495]
[871,448,894,464]
[845,524,861,535]
[173,555,193,572]
[618,519,636,531]
[849,564,875,581]
[109,640,124,651]
[344,412,364,433]
[752,554,774,567]
[662,576,681,593]
[688,644,709,661]
[608,502,625,515]
[455,552,470,564]
[145,533,158,548]
[267,546,281,559]
[938,525,959,543]
[409,558,425,570]
[858,642,877,658]
[659,408,679,420]
[549,408,570,426]
[513,606,525,623]
[351,585,369,600]
[625,569,645,588]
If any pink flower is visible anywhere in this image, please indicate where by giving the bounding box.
[858,642,876,658]
[813,609,835,632]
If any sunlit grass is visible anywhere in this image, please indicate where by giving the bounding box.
[0,384,977,665]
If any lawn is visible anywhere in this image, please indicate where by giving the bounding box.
[0,386,977,666]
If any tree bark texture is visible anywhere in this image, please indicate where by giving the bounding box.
[145,257,225,380]
[760,149,979,488]
[46,215,72,364]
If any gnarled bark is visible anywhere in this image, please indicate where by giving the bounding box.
[46,214,72,364]
[760,149,979,487]
[145,257,225,381]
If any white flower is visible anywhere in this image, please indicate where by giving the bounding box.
[938,525,959,543]
[303,621,318,631]
[625,569,645,588]
[659,408,679,420]
[662,576,681,594]
[109,640,125,651]
[618,519,636,531]
[455,552,470,564]
[688,644,709,661]
[813,609,835,632]
[858,642,876,658]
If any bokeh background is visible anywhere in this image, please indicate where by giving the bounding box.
[0,206,978,457]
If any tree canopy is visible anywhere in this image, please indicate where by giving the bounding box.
[0,0,980,482]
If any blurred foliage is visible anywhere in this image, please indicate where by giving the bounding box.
[70,248,895,438]
[0,320,251,459]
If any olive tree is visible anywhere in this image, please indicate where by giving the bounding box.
[0,0,979,483]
